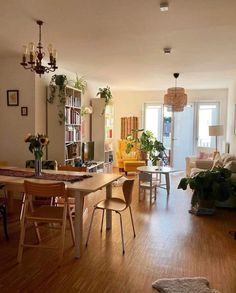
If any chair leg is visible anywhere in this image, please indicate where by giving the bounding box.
[86,207,97,247]
[20,193,26,222]
[129,206,136,238]
[0,205,8,240]
[117,211,125,254]
[100,209,105,233]
[59,205,67,263]
[67,204,75,246]
[17,218,27,263]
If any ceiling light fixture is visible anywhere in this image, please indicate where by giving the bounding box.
[160,1,169,12]
[164,73,187,112]
[20,20,58,77]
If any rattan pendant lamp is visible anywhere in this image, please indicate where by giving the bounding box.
[164,73,187,112]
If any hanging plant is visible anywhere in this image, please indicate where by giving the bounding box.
[96,86,113,115]
[47,74,68,124]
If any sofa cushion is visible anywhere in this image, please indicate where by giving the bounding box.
[221,153,236,165]
[224,160,236,172]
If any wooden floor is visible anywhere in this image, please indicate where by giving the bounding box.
[0,171,236,293]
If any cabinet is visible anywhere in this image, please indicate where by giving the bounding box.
[91,98,113,169]
[47,86,82,165]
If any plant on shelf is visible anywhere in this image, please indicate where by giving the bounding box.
[47,74,68,125]
[178,167,236,215]
[74,74,87,94]
[97,86,113,114]
[126,129,166,165]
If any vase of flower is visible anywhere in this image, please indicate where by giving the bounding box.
[35,158,42,177]
[25,133,49,177]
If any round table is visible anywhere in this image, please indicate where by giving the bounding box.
[137,166,177,196]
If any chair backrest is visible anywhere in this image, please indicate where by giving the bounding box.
[24,180,66,199]
[139,172,153,186]
[25,160,58,170]
[58,165,87,172]
[122,179,134,206]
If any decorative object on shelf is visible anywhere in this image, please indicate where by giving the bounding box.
[126,129,166,165]
[97,86,113,114]
[24,133,49,176]
[74,74,87,94]
[208,125,224,155]
[81,105,93,116]
[21,107,28,116]
[7,90,19,106]
[178,166,236,215]
[20,20,58,76]
[164,73,187,112]
[47,74,68,124]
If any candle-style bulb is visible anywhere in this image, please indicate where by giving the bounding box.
[48,44,53,54]
[28,42,35,53]
[22,45,28,55]
[52,49,57,59]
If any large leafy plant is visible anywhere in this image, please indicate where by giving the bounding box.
[126,129,166,164]
[178,167,236,208]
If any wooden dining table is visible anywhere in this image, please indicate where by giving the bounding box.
[0,167,122,258]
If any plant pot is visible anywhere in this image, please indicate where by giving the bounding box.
[190,199,215,216]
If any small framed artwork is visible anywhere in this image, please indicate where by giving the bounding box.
[7,90,19,106]
[21,106,28,116]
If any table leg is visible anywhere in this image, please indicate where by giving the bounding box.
[75,193,84,258]
[165,173,170,196]
[106,184,112,230]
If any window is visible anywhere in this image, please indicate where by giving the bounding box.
[197,103,219,147]
[144,104,162,141]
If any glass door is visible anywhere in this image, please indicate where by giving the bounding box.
[171,105,194,169]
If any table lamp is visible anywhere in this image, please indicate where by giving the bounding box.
[208,125,224,156]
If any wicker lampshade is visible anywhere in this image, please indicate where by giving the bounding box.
[164,73,187,112]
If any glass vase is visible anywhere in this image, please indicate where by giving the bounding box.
[35,158,42,177]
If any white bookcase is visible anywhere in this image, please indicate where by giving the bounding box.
[46,85,82,165]
[91,98,113,171]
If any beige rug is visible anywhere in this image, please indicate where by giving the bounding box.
[152,277,221,293]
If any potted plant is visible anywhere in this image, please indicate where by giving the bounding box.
[47,74,68,124]
[126,129,166,164]
[74,74,87,94]
[178,166,236,215]
[97,86,113,114]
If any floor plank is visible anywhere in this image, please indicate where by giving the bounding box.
[0,171,236,293]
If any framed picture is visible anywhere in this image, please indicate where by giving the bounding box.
[21,106,28,116]
[7,90,19,106]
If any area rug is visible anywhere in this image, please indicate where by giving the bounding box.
[152,277,221,293]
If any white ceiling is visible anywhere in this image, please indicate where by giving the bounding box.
[1,0,236,90]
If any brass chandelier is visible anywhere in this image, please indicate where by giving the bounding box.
[20,20,58,76]
[164,73,187,112]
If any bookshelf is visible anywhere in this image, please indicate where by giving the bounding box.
[47,86,82,165]
[91,98,113,172]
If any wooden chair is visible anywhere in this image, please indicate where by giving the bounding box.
[17,181,75,263]
[86,179,136,254]
[57,165,88,220]
[0,184,8,240]
[138,172,157,205]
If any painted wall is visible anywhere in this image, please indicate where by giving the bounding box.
[112,88,228,166]
[226,81,236,154]
[0,57,35,167]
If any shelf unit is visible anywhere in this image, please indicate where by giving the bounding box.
[47,86,82,165]
[91,98,114,171]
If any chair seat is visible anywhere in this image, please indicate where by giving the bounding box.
[140,182,157,188]
[95,198,126,212]
[26,206,64,222]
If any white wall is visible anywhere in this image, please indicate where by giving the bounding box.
[0,57,35,167]
[112,88,228,166]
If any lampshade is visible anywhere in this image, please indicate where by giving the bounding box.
[208,125,224,136]
[164,73,187,112]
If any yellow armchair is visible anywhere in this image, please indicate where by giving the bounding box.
[116,140,140,170]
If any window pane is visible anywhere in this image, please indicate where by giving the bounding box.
[198,104,218,147]
[144,104,162,141]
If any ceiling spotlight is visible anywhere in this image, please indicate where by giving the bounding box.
[160,1,169,12]
[163,47,172,54]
